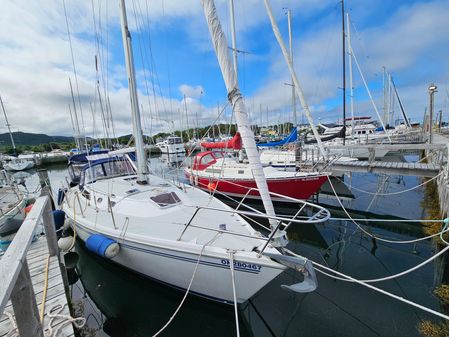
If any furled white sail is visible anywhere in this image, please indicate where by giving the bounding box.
[201,0,277,226]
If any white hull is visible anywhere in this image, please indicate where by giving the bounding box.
[158,146,185,155]
[62,171,286,304]
[73,223,283,303]
[3,159,35,171]
[260,149,359,168]
[156,136,186,155]
[0,189,26,249]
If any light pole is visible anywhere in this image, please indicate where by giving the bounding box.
[428,83,437,144]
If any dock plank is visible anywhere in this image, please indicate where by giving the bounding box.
[0,237,75,337]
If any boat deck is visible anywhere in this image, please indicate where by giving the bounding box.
[0,187,22,215]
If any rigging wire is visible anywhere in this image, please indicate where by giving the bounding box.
[130,0,158,136]
[284,248,449,321]
[62,0,87,148]
[335,169,444,196]
[327,175,449,244]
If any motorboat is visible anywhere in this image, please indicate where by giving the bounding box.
[155,135,186,155]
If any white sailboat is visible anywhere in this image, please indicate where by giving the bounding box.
[0,172,27,250]
[62,0,329,304]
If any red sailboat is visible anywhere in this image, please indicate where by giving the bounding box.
[185,149,327,202]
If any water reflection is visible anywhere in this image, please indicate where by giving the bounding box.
[74,239,252,337]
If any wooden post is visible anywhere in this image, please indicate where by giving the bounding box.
[10,260,44,337]
[42,198,59,257]
[295,142,301,171]
[37,169,51,190]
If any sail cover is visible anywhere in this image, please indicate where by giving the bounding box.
[201,132,242,150]
[257,127,297,147]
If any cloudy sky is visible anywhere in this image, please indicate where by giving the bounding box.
[0,0,448,138]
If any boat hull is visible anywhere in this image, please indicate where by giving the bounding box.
[186,171,327,201]
[3,160,35,171]
[72,223,284,304]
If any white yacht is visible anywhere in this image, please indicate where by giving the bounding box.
[155,135,185,155]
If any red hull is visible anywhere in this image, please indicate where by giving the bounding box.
[186,172,327,201]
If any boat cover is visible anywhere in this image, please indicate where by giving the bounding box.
[201,132,242,150]
[257,127,297,147]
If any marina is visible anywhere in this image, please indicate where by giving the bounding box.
[0,156,448,336]
[0,0,448,336]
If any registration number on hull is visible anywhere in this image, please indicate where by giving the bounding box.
[221,259,262,272]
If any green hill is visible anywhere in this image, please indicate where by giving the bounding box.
[0,132,73,146]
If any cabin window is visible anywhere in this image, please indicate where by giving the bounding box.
[83,159,136,185]
[150,192,181,208]
[205,168,222,173]
[86,164,106,183]
[103,160,134,177]
[201,154,215,166]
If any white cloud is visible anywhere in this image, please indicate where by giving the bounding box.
[0,0,448,140]
[179,84,204,99]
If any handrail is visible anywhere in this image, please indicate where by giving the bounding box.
[0,195,58,337]
[177,203,330,243]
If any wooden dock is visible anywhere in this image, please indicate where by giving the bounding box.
[298,137,448,177]
[0,196,76,337]
[311,159,441,177]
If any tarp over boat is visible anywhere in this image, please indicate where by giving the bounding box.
[304,125,346,144]
[201,132,242,150]
[257,127,297,147]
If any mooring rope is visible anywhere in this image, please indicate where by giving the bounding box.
[284,248,449,321]
[39,254,51,322]
[335,169,444,196]
[313,243,449,283]
[229,251,240,337]
[151,233,220,337]
[3,295,85,337]
[44,304,86,337]
[327,175,449,244]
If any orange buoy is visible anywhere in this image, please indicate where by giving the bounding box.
[25,204,34,214]
[207,182,217,192]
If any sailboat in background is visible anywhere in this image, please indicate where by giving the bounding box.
[0,95,35,171]
[62,0,329,304]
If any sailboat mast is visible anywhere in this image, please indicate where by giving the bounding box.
[287,9,297,127]
[341,0,346,145]
[119,0,148,183]
[228,0,238,79]
[0,95,16,153]
[346,13,355,139]
[263,0,327,159]
[391,77,411,128]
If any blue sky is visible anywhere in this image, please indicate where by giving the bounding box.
[0,0,448,137]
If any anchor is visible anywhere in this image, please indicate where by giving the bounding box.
[264,253,318,293]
